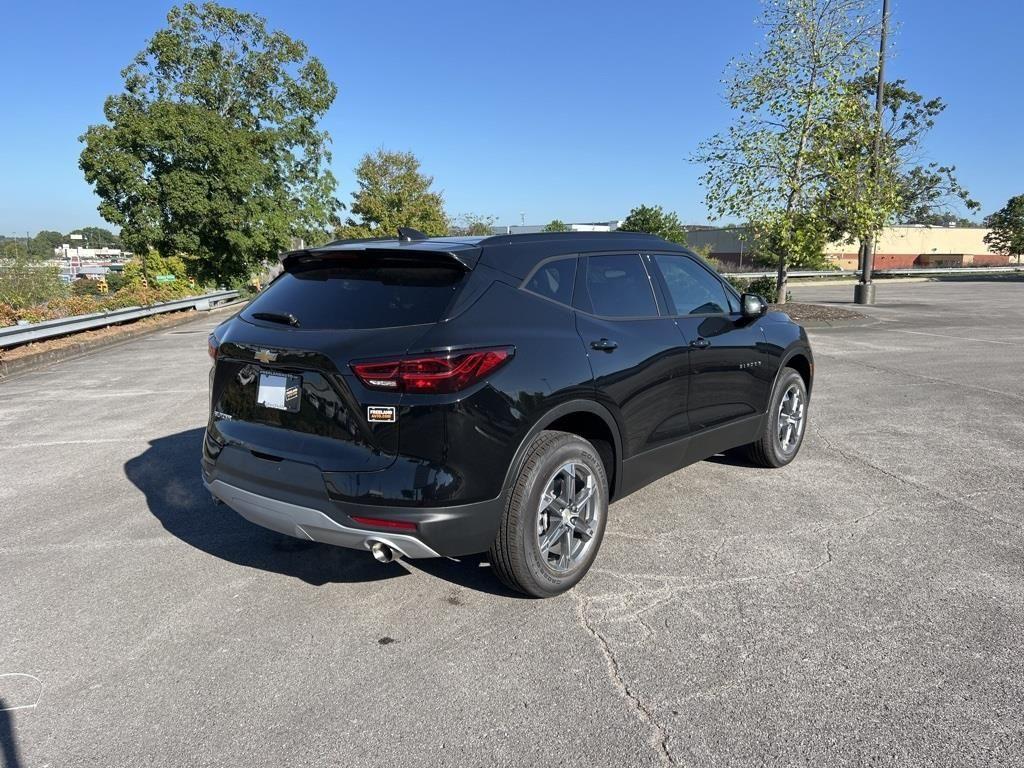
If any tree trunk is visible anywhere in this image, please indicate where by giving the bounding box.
[775,252,787,304]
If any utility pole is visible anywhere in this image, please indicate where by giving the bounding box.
[855,0,890,305]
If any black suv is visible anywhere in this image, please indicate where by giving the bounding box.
[203,231,813,597]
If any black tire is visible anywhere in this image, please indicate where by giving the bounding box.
[489,430,609,598]
[741,367,809,468]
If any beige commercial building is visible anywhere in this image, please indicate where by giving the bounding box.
[685,225,1011,269]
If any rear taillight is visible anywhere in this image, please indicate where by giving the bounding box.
[351,346,514,394]
[208,335,219,361]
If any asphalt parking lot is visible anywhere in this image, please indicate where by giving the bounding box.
[2,278,1022,767]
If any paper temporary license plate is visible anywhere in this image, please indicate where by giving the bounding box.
[256,372,302,412]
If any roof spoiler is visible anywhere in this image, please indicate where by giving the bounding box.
[279,246,479,272]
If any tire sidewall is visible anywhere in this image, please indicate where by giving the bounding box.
[516,437,609,596]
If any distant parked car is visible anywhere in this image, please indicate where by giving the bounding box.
[203,230,813,596]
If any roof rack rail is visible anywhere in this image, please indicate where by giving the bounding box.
[476,230,667,246]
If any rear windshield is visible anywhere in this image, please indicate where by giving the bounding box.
[243,263,466,330]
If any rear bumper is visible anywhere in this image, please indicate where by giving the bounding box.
[205,479,444,559]
[201,440,505,558]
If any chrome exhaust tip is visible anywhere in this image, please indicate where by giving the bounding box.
[371,542,395,563]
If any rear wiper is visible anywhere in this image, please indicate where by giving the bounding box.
[251,311,300,327]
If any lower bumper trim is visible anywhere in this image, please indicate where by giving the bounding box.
[205,479,444,559]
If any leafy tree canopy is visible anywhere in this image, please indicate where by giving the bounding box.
[984,195,1024,264]
[122,252,191,288]
[693,0,879,301]
[450,213,496,236]
[831,76,978,232]
[902,213,979,227]
[337,150,448,239]
[542,220,570,232]
[79,2,339,285]
[27,231,65,258]
[68,227,123,248]
[618,205,687,244]
[751,213,834,270]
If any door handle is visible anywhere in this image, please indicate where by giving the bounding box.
[689,337,711,349]
[590,338,619,352]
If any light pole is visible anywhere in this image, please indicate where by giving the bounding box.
[855,0,890,305]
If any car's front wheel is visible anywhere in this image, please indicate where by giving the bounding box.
[489,430,609,597]
[741,367,809,468]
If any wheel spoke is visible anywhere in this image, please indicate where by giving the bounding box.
[558,525,575,569]
[570,515,594,540]
[539,521,564,554]
[540,489,558,512]
[572,478,595,514]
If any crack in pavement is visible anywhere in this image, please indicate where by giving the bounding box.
[814,430,1022,531]
[572,538,837,765]
[574,591,677,766]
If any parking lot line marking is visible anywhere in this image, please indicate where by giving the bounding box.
[0,438,146,450]
[816,353,1024,402]
[889,329,1023,346]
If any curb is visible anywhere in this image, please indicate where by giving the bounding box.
[0,302,243,382]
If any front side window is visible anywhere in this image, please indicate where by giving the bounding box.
[653,254,730,316]
[585,254,658,317]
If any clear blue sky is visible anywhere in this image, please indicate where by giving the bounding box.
[1,0,1022,235]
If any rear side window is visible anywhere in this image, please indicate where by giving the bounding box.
[243,264,465,330]
[653,254,730,315]
[586,254,658,317]
[524,257,576,305]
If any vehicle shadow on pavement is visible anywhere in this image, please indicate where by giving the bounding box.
[124,428,520,596]
[703,451,767,469]
[0,699,24,768]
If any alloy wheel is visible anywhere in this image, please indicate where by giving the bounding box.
[777,384,806,453]
[535,462,601,573]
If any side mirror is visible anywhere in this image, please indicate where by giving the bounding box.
[741,293,768,318]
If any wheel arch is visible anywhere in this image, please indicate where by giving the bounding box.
[502,399,623,501]
[781,349,814,395]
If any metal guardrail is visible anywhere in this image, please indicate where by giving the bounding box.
[721,266,1024,280]
[0,290,239,349]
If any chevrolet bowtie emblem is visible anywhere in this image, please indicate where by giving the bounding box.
[254,349,278,364]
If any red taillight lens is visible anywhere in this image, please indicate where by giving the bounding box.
[208,335,219,361]
[351,346,514,394]
[350,515,417,531]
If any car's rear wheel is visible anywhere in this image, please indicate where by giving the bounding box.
[741,367,809,468]
[489,430,609,597]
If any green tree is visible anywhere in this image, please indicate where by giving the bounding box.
[903,213,978,227]
[30,230,65,257]
[79,2,339,286]
[984,195,1024,265]
[751,213,834,271]
[693,0,879,302]
[618,204,687,244]
[337,150,448,239]
[450,213,497,236]
[68,227,123,249]
[122,252,191,288]
[542,219,570,232]
[820,76,978,251]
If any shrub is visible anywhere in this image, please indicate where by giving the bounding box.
[726,274,791,303]
[0,279,206,326]
[0,256,67,309]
